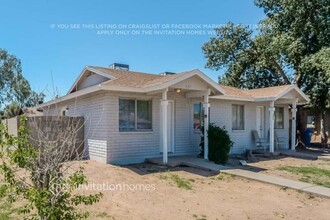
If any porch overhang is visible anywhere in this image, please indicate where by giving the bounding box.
[211,85,309,104]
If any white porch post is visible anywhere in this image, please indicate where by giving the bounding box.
[203,89,211,160]
[269,101,275,153]
[291,100,297,150]
[161,88,169,164]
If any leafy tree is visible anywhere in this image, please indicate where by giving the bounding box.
[0,116,103,219]
[0,49,44,110]
[312,48,330,81]
[203,22,291,88]
[25,91,46,108]
[203,0,330,144]
[2,102,21,119]
[0,49,23,108]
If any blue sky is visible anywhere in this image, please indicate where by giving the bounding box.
[0,0,265,99]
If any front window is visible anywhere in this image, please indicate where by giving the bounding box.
[119,99,152,131]
[193,103,204,130]
[232,104,244,130]
[137,100,152,129]
[275,107,284,129]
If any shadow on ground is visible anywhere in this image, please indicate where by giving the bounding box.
[125,163,219,177]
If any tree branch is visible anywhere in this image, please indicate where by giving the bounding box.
[295,70,303,88]
[272,61,291,84]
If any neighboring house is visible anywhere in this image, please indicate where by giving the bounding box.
[36,64,309,164]
[300,108,330,145]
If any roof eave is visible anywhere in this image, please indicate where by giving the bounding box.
[67,66,114,95]
[144,69,225,95]
[36,84,103,109]
[67,66,88,95]
[274,84,310,104]
[102,85,145,93]
[254,97,277,102]
[210,95,254,102]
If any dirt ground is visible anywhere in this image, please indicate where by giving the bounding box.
[72,160,330,220]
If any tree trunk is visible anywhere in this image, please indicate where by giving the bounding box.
[320,110,328,147]
[296,106,305,148]
[272,61,290,84]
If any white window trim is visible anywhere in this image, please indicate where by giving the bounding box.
[274,106,284,129]
[192,102,203,132]
[119,98,153,132]
[232,104,245,131]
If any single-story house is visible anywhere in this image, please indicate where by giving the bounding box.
[36,64,309,164]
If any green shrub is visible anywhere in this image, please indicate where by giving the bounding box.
[207,123,233,164]
[0,116,103,219]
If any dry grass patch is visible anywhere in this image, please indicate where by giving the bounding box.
[160,171,194,190]
[211,172,236,181]
[90,211,115,219]
[192,213,208,220]
[278,165,330,188]
[0,199,22,220]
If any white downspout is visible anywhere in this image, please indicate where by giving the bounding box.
[291,99,297,150]
[269,101,275,153]
[161,88,169,164]
[204,89,211,160]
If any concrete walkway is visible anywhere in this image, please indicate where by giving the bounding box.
[146,156,330,198]
[279,150,330,161]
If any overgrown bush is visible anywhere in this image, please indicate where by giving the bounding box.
[0,116,103,219]
[207,123,233,164]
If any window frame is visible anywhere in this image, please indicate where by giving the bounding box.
[232,104,245,130]
[274,107,284,129]
[119,98,152,132]
[193,102,204,131]
[192,102,211,131]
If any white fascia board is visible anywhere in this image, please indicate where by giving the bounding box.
[275,84,310,103]
[254,97,277,102]
[211,85,309,104]
[210,95,254,102]
[292,85,310,103]
[144,70,195,92]
[37,84,102,109]
[86,66,116,80]
[102,85,145,93]
[194,69,226,94]
[67,66,89,95]
[67,66,114,95]
[275,85,295,100]
[78,69,225,95]
[144,69,225,94]
[102,69,224,94]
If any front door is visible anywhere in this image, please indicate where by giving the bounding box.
[160,101,175,153]
[256,106,265,138]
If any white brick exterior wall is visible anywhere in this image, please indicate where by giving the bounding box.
[45,91,202,164]
[44,91,111,163]
[107,91,200,164]
[45,91,290,164]
[210,99,290,154]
